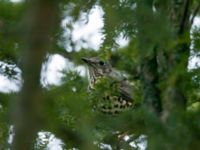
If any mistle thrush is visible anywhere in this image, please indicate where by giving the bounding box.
[82,57,133,114]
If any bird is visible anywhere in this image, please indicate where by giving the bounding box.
[82,57,133,115]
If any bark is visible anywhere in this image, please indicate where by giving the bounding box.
[159,1,191,149]
[136,0,162,115]
[136,0,192,149]
[12,0,59,149]
[136,1,164,149]
[162,0,191,121]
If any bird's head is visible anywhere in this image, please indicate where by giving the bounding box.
[82,57,112,78]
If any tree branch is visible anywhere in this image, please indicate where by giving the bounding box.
[179,0,191,34]
[190,2,200,26]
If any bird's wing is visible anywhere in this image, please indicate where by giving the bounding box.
[118,80,133,101]
[108,69,133,101]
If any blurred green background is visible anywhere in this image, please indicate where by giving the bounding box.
[0,0,200,149]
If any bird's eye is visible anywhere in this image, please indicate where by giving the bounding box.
[99,61,105,66]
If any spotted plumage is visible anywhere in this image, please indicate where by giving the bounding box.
[82,57,133,114]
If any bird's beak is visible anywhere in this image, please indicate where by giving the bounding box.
[81,57,90,64]
[81,57,95,67]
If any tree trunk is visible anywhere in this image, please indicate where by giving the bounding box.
[12,0,59,149]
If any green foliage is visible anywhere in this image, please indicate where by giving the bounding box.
[0,0,200,149]
[0,1,24,62]
[0,93,11,149]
